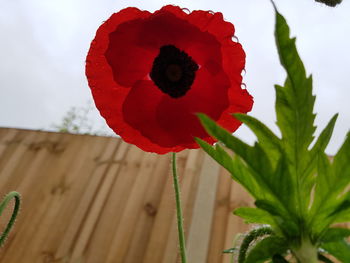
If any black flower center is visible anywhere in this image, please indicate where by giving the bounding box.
[150,45,199,98]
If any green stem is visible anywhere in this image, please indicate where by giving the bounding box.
[0,191,21,246]
[172,152,187,263]
[292,238,318,263]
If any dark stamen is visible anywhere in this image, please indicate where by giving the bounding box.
[150,45,199,98]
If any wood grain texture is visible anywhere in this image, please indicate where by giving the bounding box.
[0,128,345,263]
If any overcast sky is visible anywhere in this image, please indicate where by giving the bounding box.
[0,0,349,154]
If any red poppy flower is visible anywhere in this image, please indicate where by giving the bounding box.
[86,5,253,154]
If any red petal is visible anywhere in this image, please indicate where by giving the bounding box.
[106,19,157,87]
[86,6,253,154]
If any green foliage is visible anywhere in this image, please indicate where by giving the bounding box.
[53,105,92,134]
[233,207,277,228]
[52,101,113,136]
[321,228,350,243]
[235,227,287,263]
[321,240,350,262]
[244,236,287,263]
[197,5,350,263]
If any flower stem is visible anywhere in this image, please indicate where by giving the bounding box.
[172,152,187,263]
[0,191,21,246]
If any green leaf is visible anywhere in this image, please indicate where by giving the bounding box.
[310,134,350,234]
[309,153,336,235]
[271,153,295,209]
[195,137,264,199]
[245,236,288,263]
[230,155,266,200]
[234,207,277,227]
[333,202,350,223]
[196,6,350,260]
[329,199,350,217]
[255,199,299,237]
[233,113,281,165]
[197,113,264,172]
[255,200,286,218]
[195,138,235,175]
[274,10,316,152]
[320,228,350,243]
[332,132,350,193]
[274,8,318,216]
[300,114,338,212]
[304,114,338,179]
[311,152,332,215]
[321,240,350,262]
[198,113,288,207]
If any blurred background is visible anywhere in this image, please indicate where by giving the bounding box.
[1,0,349,154]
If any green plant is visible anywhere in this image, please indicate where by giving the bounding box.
[196,7,350,263]
[52,101,113,136]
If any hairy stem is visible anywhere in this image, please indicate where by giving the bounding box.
[238,226,273,263]
[172,152,187,263]
[0,191,21,246]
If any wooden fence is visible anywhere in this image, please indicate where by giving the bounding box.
[0,127,255,263]
[0,128,254,263]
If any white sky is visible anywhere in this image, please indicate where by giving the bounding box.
[0,0,349,154]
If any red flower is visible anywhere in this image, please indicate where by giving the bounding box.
[86,5,253,154]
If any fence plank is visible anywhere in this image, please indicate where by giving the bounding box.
[207,168,232,263]
[186,154,220,263]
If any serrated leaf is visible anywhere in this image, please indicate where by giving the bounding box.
[320,228,350,243]
[274,11,316,153]
[197,113,264,172]
[195,138,235,175]
[198,113,288,206]
[233,113,281,165]
[321,240,350,262]
[300,114,338,212]
[311,152,332,214]
[195,137,264,199]
[303,114,338,179]
[310,133,350,235]
[274,9,317,217]
[196,6,349,259]
[245,236,288,263]
[309,153,336,235]
[332,132,350,192]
